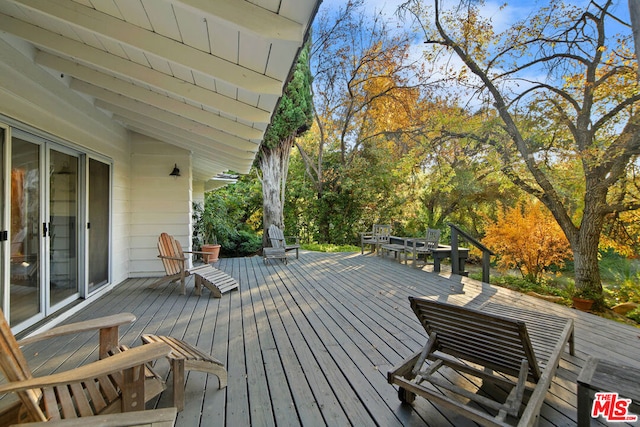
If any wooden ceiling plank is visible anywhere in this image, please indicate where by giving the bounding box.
[9,0,283,95]
[100,100,258,158]
[0,13,272,123]
[94,95,258,158]
[86,90,259,153]
[36,54,262,140]
[169,0,303,42]
[119,116,254,170]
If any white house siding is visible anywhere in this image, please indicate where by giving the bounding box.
[0,34,136,287]
[128,134,193,278]
[0,31,203,288]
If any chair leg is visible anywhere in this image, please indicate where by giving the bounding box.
[171,358,185,412]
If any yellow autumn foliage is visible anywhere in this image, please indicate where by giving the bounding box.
[483,200,572,282]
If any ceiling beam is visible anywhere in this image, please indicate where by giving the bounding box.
[0,15,273,123]
[80,84,259,152]
[122,120,253,175]
[36,53,263,141]
[105,109,256,163]
[169,0,303,42]
[9,0,284,95]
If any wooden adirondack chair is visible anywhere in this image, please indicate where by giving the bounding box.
[0,309,170,424]
[360,224,391,254]
[404,228,441,268]
[148,233,203,295]
[388,298,575,427]
[267,225,300,260]
[149,233,238,296]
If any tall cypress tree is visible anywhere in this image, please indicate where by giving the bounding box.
[257,42,313,245]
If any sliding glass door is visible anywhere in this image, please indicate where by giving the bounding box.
[8,134,82,327]
[3,126,111,330]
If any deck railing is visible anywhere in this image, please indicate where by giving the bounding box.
[448,223,494,283]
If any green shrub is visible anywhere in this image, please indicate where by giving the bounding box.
[626,307,640,324]
[302,243,360,253]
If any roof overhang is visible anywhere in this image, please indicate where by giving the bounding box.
[0,0,320,184]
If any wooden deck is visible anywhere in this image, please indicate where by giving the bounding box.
[10,252,640,426]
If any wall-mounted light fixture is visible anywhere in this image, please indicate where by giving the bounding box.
[169,164,181,177]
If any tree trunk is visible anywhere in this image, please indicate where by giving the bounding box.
[260,135,295,247]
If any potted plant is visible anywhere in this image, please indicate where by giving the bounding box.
[192,202,221,263]
[200,238,220,263]
[571,287,599,311]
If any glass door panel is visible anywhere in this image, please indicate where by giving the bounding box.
[49,149,79,307]
[10,138,41,325]
[0,127,5,314]
[88,158,110,291]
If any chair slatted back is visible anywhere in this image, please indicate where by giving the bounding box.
[268,225,285,249]
[422,229,441,251]
[409,297,541,382]
[0,309,48,422]
[158,232,185,276]
[374,224,391,244]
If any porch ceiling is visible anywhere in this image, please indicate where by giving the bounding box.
[0,0,319,182]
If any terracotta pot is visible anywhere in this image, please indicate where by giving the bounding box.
[201,244,221,263]
[572,297,594,311]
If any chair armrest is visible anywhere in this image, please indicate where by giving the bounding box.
[184,250,209,255]
[0,342,171,394]
[157,255,187,262]
[18,408,178,426]
[18,313,137,347]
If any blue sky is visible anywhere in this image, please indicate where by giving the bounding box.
[314,0,633,108]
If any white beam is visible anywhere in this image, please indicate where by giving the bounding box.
[0,14,273,123]
[169,0,303,42]
[10,0,284,94]
[79,82,259,152]
[106,110,256,164]
[123,121,253,175]
[36,53,263,141]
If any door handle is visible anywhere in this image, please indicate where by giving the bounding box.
[43,222,48,237]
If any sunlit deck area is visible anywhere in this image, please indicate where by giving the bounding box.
[10,252,640,426]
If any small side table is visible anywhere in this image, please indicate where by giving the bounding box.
[577,356,640,426]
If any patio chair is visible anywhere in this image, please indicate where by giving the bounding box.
[148,232,238,296]
[0,309,170,424]
[360,224,391,254]
[267,224,300,260]
[388,298,574,427]
[404,228,441,268]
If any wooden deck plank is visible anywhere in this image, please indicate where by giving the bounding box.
[8,251,640,427]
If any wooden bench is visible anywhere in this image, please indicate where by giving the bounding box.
[431,245,470,275]
[192,264,239,297]
[380,236,407,263]
[388,298,574,427]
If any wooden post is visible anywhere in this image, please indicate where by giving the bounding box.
[482,251,491,284]
[451,228,459,275]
